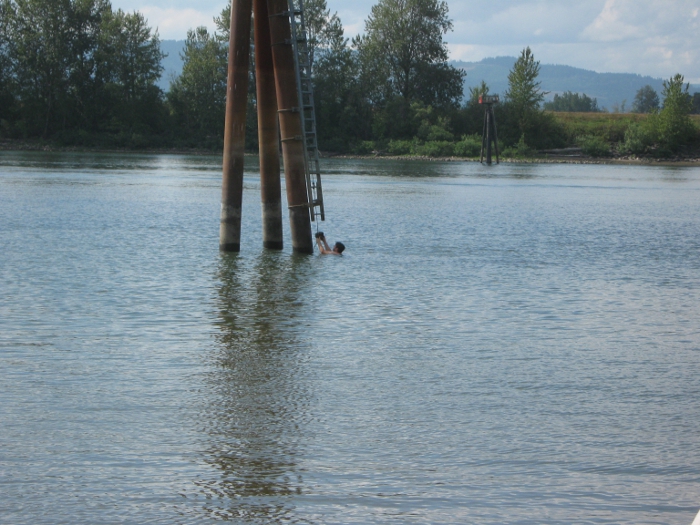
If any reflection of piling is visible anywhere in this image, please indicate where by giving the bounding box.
[479,95,500,166]
[267,0,313,254]
[219,0,253,251]
[254,0,283,250]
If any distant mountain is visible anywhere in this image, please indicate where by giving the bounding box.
[455,56,700,110]
[157,43,698,108]
[158,40,186,91]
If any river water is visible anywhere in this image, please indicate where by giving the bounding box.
[1,151,699,524]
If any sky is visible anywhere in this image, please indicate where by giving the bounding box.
[111,0,700,83]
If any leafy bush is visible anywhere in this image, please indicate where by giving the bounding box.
[412,140,454,157]
[657,74,695,150]
[453,134,482,157]
[622,117,658,154]
[578,135,610,157]
[424,124,454,141]
[623,75,696,156]
[353,140,376,155]
[387,139,413,155]
[502,134,534,158]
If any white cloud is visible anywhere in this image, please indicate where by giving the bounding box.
[110,0,700,82]
[580,0,643,41]
[448,1,604,46]
[447,0,700,82]
[578,0,700,80]
[138,6,219,39]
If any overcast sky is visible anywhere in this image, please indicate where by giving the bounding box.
[111,0,700,83]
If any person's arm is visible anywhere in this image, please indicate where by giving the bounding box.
[316,235,331,254]
[321,235,331,252]
[317,235,335,254]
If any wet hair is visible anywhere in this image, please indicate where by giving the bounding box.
[334,242,345,254]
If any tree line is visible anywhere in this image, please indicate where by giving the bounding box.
[0,0,166,147]
[1,0,698,157]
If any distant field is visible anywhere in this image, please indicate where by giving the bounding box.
[549,111,646,143]
[549,111,700,144]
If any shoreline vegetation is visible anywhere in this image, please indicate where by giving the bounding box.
[3,137,699,167]
[2,1,699,163]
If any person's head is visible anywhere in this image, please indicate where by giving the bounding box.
[333,242,345,254]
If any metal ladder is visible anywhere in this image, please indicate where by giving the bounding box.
[286,0,325,222]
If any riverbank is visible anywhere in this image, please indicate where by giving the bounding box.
[323,151,700,166]
[0,139,218,157]
[2,138,699,166]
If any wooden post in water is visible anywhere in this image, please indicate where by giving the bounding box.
[220,0,315,253]
[254,0,284,249]
[479,95,500,166]
[267,0,314,254]
[219,0,253,252]
[486,109,493,164]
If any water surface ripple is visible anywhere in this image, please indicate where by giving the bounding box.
[1,152,699,524]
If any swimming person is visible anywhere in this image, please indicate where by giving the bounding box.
[315,232,345,255]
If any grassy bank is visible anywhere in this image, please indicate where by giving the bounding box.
[3,114,700,161]
[551,112,648,144]
[553,112,700,140]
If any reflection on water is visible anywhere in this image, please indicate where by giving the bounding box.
[198,252,314,522]
[2,152,700,525]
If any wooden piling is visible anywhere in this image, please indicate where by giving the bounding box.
[486,109,493,165]
[266,0,313,254]
[219,0,253,252]
[254,0,284,250]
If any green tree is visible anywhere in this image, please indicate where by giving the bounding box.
[623,74,695,155]
[313,11,371,150]
[657,74,694,149]
[692,93,700,115]
[1,0,165,143]
[0,0,15,128]
[504,47,551,146]
[7,0,74,137]
[631,85,659,113]
[354,0,464,109]
[97,8,165,136]
[544,91,600,112]
[302,0,345,71]
[99,10,163,104]
[167,26,227,146]
[505,47,546,140]
[66,0,112,132]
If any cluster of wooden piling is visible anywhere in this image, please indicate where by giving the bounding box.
[220,0,314,254]
[479,95,500,166]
